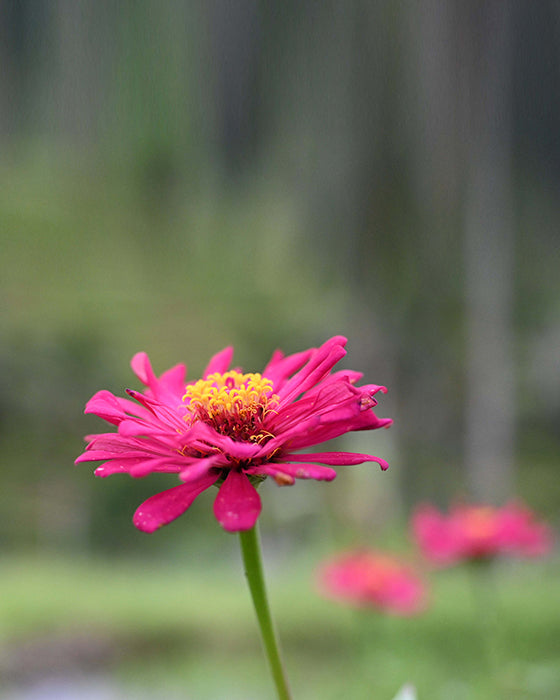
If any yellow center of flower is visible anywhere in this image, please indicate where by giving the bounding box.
[463,507,497,540]
[183,371,278,442]
[362,555,401,590]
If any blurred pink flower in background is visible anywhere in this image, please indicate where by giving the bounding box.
[412,502,552,566]
[77,336,391,533]
[316,550,428,616]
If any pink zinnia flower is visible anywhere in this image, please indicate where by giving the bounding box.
[76,336,391,533]
[412,502,552,566]
[316,550,428,616]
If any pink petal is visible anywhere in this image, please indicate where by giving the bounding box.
[94,463,128,477]
[254,414,322,456]
[213,471,262,532]
[133,474,219,533]
[324,369,364,385]
[249,462,337,482]
[262,348,285,372]
[179,456,222,483]
[277,336,348,404]
[270,380,387,439]
[75,450,143,463]
[130,353,187,403]
[183,422,262,461]
[289,446,390,472]
[157,363,188,398]
[245,465,295,486]
[129,458,183,478]
[203,346,234,377]
[286,451,385,466]
[411,506,460,565]
[130,352,157,388]
[93,458,181,478]
[264,399,389,457]
[350,411,393,431]
[271,384,358,432]
[82,433,169,457]
[125,388,157,415]
[125,389,186,433]
[209,434,261,461]
[117,419,156,437]
[284,413,393,452]
[261,348,314,389]
[84,391,126,425]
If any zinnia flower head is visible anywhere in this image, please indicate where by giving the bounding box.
[316,550,428,616]
[76,336,391,533]
[412,502,552,566]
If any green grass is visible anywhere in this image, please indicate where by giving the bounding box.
[1,553,559,699]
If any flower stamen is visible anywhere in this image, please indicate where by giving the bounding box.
[183,371,279,442]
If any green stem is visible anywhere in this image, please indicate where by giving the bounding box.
[468,561,505,697]
[239,525,292,700]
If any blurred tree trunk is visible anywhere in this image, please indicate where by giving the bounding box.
[46,0,104,140]
[398,0,466,508]
[0,1,48,137]
[462,3,515,502]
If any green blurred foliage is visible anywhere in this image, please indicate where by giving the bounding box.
[1,553,559,699]
[0,1,558,554]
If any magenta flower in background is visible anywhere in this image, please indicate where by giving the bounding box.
[412,502,552,566]
[316,550,428,616]
[76,336,391,533]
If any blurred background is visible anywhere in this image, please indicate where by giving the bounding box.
[1,2,559,698]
